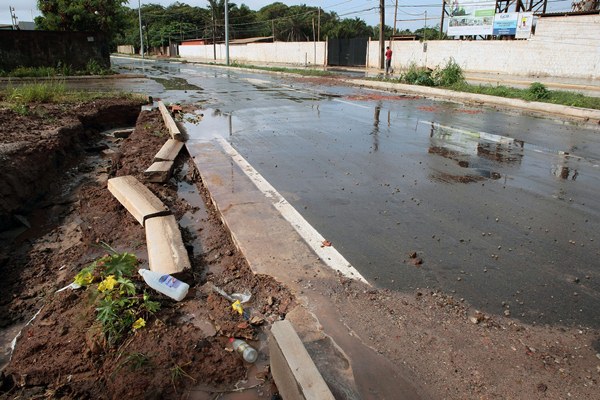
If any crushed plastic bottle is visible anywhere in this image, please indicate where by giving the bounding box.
[230,338,258,363]
[138,269,189,301]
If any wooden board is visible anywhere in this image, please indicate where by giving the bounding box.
[154,139,184,162]
[144,161,174,183]
[269,320,334,400]
[157,100,182,140]
[145,215,191,275]
[107,175,169,226]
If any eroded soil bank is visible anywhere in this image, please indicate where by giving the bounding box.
[0,101,292,398]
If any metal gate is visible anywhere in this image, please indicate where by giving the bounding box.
[327,37,368,67]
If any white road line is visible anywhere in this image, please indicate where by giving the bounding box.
[332,99,371,109]
[216,137,369,284]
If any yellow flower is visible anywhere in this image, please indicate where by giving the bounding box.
[74,271,94,286]
[97,275,118,292]
[132,318,146,330]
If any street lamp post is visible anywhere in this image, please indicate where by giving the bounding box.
[138,0,144,59]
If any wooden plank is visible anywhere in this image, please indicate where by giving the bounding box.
[144,161,174,183]
[269,320,334,400]
[157,100,182,140]
[154,139,184,162]
[107,175,169,226]
[145,215,191,275]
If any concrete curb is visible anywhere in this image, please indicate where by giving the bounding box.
[269,320,335,400]
[347,79,600,124]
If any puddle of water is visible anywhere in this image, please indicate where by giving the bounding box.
[151,76,202,91]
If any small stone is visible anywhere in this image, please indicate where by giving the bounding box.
[504,309,511,317]
[537,383,548,392]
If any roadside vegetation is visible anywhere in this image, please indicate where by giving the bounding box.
[0,60,113,78]
[73,246,160,347]
[0,81,144,115]
[371,59,600,110]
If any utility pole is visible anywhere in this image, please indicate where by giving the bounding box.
[379,0,385,70]
[312,17,316,65]
[9,6,18,30]
[439,0,446,39]
[272,20,275,41]
[317,7,321,41]
[225,0,229,65]
[212,8,216,60]
[393,0,398,35]
[138,0,144,59]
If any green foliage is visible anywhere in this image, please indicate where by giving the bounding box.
[6,81,67,103]
[8,103,30,116]
[527,82,549,100]
[450,83,600,110]
[36,0,129,47]
[401,63,434,86]
[85,60,108,75]
[1,84,143,107]
[72,248,161,347]
[4,66,56,78]
[431,58,464,87]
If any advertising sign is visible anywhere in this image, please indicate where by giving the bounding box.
[515,12,534,39]
[447,0,495,37]
[493,12,519,36]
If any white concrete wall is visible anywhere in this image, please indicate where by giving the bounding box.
[179,41,326,66]
[117,45,135,54]
[369,14,600,79]
[177,15,598,79]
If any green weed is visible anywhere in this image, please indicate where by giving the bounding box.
[432,58,464,87]
[6,81,66,103]
[170,362,196,391]
[73,245,161,347]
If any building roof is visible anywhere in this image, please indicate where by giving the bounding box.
[229,36,274,44]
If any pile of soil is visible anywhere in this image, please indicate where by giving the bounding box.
[0,100,292,398]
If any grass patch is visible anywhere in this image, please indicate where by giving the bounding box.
[0,63,114,78]
[0,81,145,106]
[370,60,600,110]
[448,82,600,109]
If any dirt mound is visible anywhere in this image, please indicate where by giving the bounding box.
[0,103,293,398]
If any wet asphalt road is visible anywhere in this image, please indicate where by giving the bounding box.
[111,57,600,328]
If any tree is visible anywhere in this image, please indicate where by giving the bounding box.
[327,18,371,38]
[36,0,128,46]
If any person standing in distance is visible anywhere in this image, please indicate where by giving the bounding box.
[385,46,393,74]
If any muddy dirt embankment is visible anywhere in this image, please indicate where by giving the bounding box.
[0,100,141,230]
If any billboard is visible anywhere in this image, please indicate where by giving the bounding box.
[447,0,495,37]
[493,12,519,36]
[515,12,534,39]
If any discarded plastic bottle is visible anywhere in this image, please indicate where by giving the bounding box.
[138,269,189,301]
[230,338,258,363]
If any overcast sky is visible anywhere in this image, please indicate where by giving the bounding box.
[0,0,573,32]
